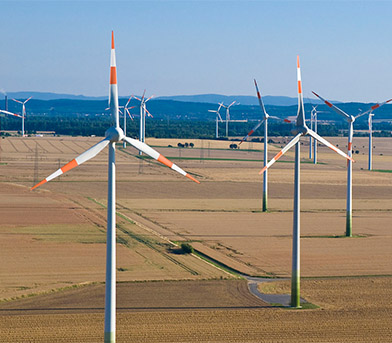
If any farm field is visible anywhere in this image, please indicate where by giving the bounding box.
[0,277,390,342]
[0,136,391,341]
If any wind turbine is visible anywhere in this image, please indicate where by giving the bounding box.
[239,79,282,212]
[119,96,135,148]
[309,106,325,164]
[31,32,199,343]
[259,56,353,307]
[12,97,32,136]
[221,101,236,137]
[312,91,391,237]
[132,91,154,154]
[208,103,224,138]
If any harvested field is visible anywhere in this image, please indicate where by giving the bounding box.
[0,136,391,341]
[0,182,228,301]
[0,277,390,342]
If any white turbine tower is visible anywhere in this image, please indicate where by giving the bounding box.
[119,96,135,148]
[368,112,374,171]
[208,103,224,138]
[312,91,391,237]
[239,79,282,212]
[259,56,353,307]
[12,96,32,136]
[132,91,154,155]
[221,101,236,137]
[31,32,199,343]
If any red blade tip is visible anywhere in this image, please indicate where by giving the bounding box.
[111,31,115,49]
[297,55,300,68]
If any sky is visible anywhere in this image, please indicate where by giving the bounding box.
[1,0,391,102]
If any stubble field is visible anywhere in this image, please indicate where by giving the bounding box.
[0,135,391,342]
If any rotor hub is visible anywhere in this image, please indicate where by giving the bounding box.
[105,126,125,143]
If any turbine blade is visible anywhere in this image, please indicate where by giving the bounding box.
[141,89,146,102]
[24,96,32,104]
[307,129,354,162]
[312,91,351,120]
[269,115,283,120]
[145,108,153,118]
[239,119,265,145]
[259,133,302,174]
[125,95,132,108]
[123,137,200,184]
[31,138,110,190]
[145,95,154,102]
[109,31,119,127]
[126,108,134,120]
[0,110,23,118]
[355,98,392,119]
[12,99,23,104]
[296,56,305,127]
[254,79,267,117]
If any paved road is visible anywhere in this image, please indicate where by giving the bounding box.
[244,275,306,307]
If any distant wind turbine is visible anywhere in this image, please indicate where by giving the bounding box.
[308,106,325,164]
[31,32,199,343]
[12,97,32,136]
[259,56,353,307]
[208,103,224,138]
[312,91,391,237]
[239,79,282,212]
[119,96,136,148]
[221,101,236,137]
[132,91,154,155]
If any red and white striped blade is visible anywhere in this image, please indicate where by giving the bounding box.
[307,129,354,162]
[141,89,146,102]
[123,136,200,184]
[24,96,32,104]
[145,95,154,102]
[109,31,119,127]
[259,133,302,175]
[239,119,265,145]
[125,95,133,108]
[355,98,392,119]
[12,99,23,104]
[126,108,134,120]
[312,91,351,120]
[145,108,153,118]
[254,79,267,116]
[0,110,23,118]
[31,138,110,190]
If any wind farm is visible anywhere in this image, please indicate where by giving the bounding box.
[1,2,392,342]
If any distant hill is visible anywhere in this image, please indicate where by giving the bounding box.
[1,91,331,106]
[156,94,326,106]
[0,91,107,101]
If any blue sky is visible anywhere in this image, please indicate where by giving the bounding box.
[1,0,391,102]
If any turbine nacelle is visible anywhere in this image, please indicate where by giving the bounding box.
[291,125,308,136]
[105,126,125,143]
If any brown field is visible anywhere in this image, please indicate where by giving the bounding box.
[0,277,390,342]
[0,135,391,341]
